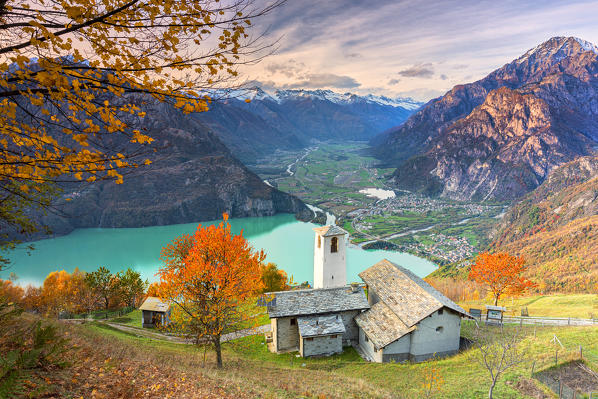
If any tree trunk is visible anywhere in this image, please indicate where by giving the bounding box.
[489,380,496,399]
[214,336,222,368]
[494,295,499,306]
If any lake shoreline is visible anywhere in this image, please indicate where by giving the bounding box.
[2,213,437,287]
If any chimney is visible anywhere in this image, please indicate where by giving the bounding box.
[351,282,360,293]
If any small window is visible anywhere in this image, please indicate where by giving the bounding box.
[438,308,443,315]
[317,235,321,248]
[331,237,338,253]
[290,318,296,325]
[306,337,313,341]
[436,326,444,333]
[373,347,378,353]
[364,335,369,342]
[330,334,337,339]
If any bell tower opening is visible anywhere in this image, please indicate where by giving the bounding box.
[331,237,338,253]
[313,225,347,289]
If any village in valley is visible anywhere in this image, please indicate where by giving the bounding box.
[252,143,506,265]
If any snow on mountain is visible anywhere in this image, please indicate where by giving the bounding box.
[516,36,598,64]
[244,87,421,110]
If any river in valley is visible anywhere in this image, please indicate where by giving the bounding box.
[1,214,437,286]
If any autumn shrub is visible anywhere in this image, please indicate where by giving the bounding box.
[260,262,291,293]
[0,279,24,303]
[0,300,70,397]
[426,277,486,302]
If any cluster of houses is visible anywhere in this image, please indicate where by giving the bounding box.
[140,224,475,363]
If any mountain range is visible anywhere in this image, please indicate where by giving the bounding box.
[30,99,312,238]
[372,37,598,201]
[195,89,420,163]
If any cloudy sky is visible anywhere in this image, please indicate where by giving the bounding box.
[239,0,598,101]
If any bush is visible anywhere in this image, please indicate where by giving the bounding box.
[0,300,70,397]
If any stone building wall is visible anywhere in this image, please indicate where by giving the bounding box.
[338,310,361,345]
[408,308,461,362]
[274,316,299,351]
[301,334,343,357]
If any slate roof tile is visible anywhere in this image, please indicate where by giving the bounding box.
[298,314,346,337]
[266,286,369,318]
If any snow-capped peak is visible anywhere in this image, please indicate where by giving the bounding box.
[245,87,421,110]
[573,37,598,54]
[516,36,598,64]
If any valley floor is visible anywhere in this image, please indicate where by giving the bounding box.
[251,142,505,265]
[10,315,598,399]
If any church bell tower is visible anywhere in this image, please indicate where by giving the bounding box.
[313,225,348,289]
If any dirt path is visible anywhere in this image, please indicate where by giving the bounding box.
[104,322,271,344]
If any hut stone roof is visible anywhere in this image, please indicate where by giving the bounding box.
[359,259,469,328]
[139,297,170,312]
[266,286,369,318]
[298,314,346,337]
[354,302,416,349]
[313,225,348,237]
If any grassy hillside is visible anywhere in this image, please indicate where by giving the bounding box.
[490,156,598,292]
[8,314,598,399]
[458,293,598,319]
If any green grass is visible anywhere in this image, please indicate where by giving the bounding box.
[459,293,598,319]
[84,317,598,398]
[110,309,142,327]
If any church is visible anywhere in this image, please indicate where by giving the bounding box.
[264,225,471,362]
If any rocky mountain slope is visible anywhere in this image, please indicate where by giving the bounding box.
[195,88,420,163]
[35,100,311,238]
[490,156,598,291]
[373,37,598,201]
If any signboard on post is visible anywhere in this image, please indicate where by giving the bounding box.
[485,305,506,325]
[469,308,482,320]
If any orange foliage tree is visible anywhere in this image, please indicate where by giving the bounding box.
[468,252,536,306]
[158,213,265,368]
[260,262,291,293]
[39,268,96,316]
[0,279,24,303]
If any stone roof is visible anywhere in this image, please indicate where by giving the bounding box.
[359,259,470,328]
[139,297,170,312]
[266,286,369,318]
[298,314,346,337]
[354,302,416,350]
[313,225,348,237]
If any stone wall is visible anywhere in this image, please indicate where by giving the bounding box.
[274,316,299,351]
[338,310,361,345]
[358,328,383,362]
[301,334,343,357]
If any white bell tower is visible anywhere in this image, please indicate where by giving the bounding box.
[313,225,348,289]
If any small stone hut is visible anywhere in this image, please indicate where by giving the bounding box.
[266,285,369,355]
[139,296,171,328]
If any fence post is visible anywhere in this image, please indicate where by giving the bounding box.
[579,345,583,360]
[555,350,558,366]
[531,360,535,376]
[568,317,570,326]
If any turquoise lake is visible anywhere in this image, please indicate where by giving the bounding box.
[1,214,437,286]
